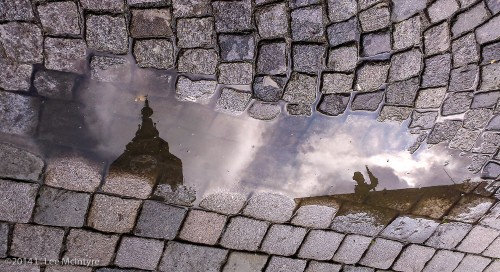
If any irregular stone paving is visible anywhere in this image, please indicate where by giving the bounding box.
[1,143,500,271]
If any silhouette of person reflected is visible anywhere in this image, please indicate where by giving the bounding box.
[353,165,378,195]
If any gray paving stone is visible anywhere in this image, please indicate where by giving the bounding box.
[359,238,403,269]
[466,107,495,127]
[199,192,247,215]
[292,205,338,229]
[423,250,464,272]
[449,128,481,151]
[351,91,384,111]
[486,115,500,131]
[298,230,344,260]
[355,62,390,92]
[33,187,90,227]
[476,15,500,44]
[359,3,390,32]
[327,18,360,47]
[261,224,306,256]
[248,102,281,121]
[115,237,164,270]
[177,17,215,48]
[222,251,268,272]
[176,76,217,104]
[358,0,383,10]
[86,15,128,54]
[474,132,500,154]
[95,268,145,272]
[481,62,500,91]
[328,45,358,72]
[44,156,102,192]
[393,16,421,50]
[486,260,500,272]
[482,41,500,65]
[472,91,500,109]
[482,161,500,179]
[0,143,43,182]
[33,70,76,100]
[253,75,286,102]
[428,0,459,23]
[45,266,93,272]
[305,261,342,272]
[160,241,227,272]
[87,194,141,233]
[377,106,412,122]
[343,266,375,272]
[291,5,325,42]
[362,32,391,56]
[215,87,252,115]
[0,22,42,64]
[11,224,64,259]
[130,8,172,38]
[256,3,288,39]
[452,33,479,68]
[172,0,211,17]
[424,22,450,56]
[332,234,372,264]
[484,237,500,258]
[391,0,426,22]
[37,1,80,36]
[289,0,322,8]
[257,42,287,75]
[452,2,490,37]
[322,73,354,94]
[0,0,34,21]
[422,54,451,88]
[127,0,169,7]
[457,226,499,253]
[90,56,130,83]
[331,203,397,236]
[133,39,174,69]
[458,0,478,8]
[219,34,255,62]
[135,200,187,239]
[0,62,32,91]
[393,245,435,272]
[283,73,317,104]
[64,229,120,266]
[212,0,252,32]
[178,49,217,75]
[80,0,124,11]
[454,255,492,272]
[487,0,500,14]
[220,216,269,251]
[318,94,350,116]
[293,44,326,74]
[243,192,296,223]
[218,62,253,85]
[287,103,313,116]
[179,210,226,245]
[0,180,38,223]
[328,0,357,22]
[449,64,479,92]
[0,223,7,258]
[415,87,447,109]
[427,120,462,144]
[0,263,40,272]
[385,77,419,107]
[381,216,439,243]
[442,91,474,116]
[44,38,87,74]
[266,256,306,272]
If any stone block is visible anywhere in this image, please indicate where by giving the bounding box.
[33,187,90,227]
[86,15,128,54]
[87,194,141,233]
[381,216,439,243]
[449,64,479,92]
[331,203,397,236]
[159,241,228,272]
[351,91,384,111]
[65,229,119,266]
[442,92,473,116]
[289,0,322,8]
[415,87,447,109]
[385,77,419,106]
[484,237,500,258]
[248,102,281,120]
[199,192,247,215]
[177,17,215,48]
[253,75,287,102]
[318,94,350,116]
[90,55,131,83]
[179,210,226,245]
[178,49,218,75]
[0,263,40,272]
[448,128,481,151]
[389,49,422,82]
[222,251,268,272]
[212,0,252,32]
[481,62,500,91]
[292,44,326,74]
[306,261,342,272]
[471,91,500,109]
[298,230,344,260]
[424,22,450,56]
[393,16,421,50]
[0,22,43,63]
[130,8,172,38]
[287,103,313,116]
[11,224,64,259]
[261,224,307,256]
[219,34,255,62]
[215,87,252,115]
[428,0,459,23]
[487,0,500,14]
[476,15,500,44]
[355,62,389,92]
[328,45,358,72]
[359,238,403,269]
[257,42,287,75]
[377,105,412,122]
[455,255,493,272]
[266,256,307,272]
[135,200,186,239]
[256,3,288,39]
[423,250,464,272]
[452,33,479,68]
[44,38,87,74]
[80,0,124,12]
[0,180,38,223]
[282,73,317,104]
[0,62,32,91]
[45,266,92,272]
[452,2,490,37]
[327,18,359,47]
[0,223,8,258]
[133,39,174,69]
[486,261,500,272]
[480,203,500,230]
[413,186,462,218]
[44,156,102,192]
[242,192,296,223]
[391,0,426,22]
[332,234,372,264]
[172,0,211,17]
[328,0,357,22]
[218,62,253,85]
[34,70,76,100]
[482,41,500,65]
[219,216,269,251]
[456,226,499,253]
[37,1,80,36]
[0,0,34,21]
[114,236,164,270]
[0,143,43,182]
[176,76,217,104]
[392,245,436,272]
[292,205,338,228]
[343,266,374,272]
[362,32,390,56]
[291,5,325,42]
[421,54,451,88]
[322,73,353,94]
[359,4,390,32]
